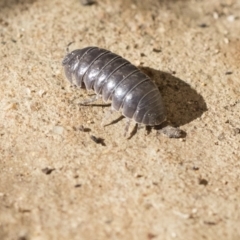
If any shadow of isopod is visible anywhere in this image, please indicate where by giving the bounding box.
[139,67,207,127]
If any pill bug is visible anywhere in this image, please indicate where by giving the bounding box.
[62,46,182,138]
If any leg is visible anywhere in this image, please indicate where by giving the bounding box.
[127,123,138,139]
[102,112,125,127]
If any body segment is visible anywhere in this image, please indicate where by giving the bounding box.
[62,47,166,126]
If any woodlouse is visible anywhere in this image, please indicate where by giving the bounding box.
[62,46,182,138]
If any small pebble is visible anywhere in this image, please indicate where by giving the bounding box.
[199,178,208,186]
[233,128,240,136]
[90,135,106,146]
[199,23,208,28]
[213,12,219,19]
[80,0,95,5]
[52,126,64,135]
[227,15,235,22]
[42,167,55,175]
[152,48,161,53]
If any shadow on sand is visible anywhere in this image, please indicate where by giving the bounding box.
[139,66,207,127]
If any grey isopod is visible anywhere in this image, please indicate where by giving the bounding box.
[62,46,183,138]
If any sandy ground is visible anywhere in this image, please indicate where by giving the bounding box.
[0,0,240,239]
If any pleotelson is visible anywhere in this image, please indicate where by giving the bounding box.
[62,46,166,126]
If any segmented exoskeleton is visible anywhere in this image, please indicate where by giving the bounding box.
[62,46,182,138]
